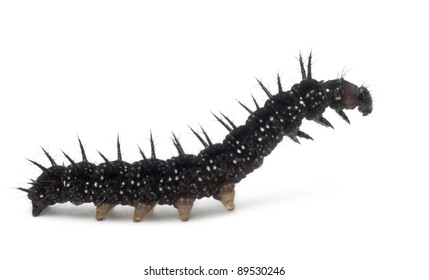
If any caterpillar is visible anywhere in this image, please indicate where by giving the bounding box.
[19,54,373,222]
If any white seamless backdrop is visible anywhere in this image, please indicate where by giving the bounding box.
[1,1,428,280]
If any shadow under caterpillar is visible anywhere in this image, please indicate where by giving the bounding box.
[20,54,373,222]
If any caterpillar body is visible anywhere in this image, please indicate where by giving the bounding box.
[20,54,373,222]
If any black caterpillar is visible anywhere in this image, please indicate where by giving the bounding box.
[20,54,373,222]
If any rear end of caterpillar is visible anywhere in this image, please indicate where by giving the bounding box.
[20,53,372,222]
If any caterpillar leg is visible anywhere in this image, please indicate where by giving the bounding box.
[174,196,196,221]
[32,202,48,217]
[214,183,235,211]
[95,203,116,221]
[133,202,156,222]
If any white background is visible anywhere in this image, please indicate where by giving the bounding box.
[1,1,428,279]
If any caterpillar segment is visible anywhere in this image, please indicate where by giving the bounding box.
[20,54,372,221]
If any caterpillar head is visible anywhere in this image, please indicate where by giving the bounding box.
[298,53,372,121]
[324,78,373,117]
[357,86,372,116]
